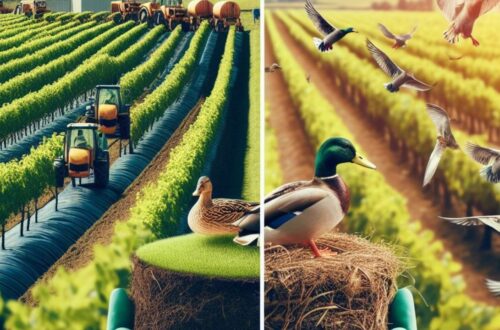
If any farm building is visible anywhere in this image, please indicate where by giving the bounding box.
[46,0,111,12]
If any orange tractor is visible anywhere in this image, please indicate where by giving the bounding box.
[153,0,191,31]
[84,85,131,144]
[14,0,49,18]
[54,123,110,188]
[110,0,143,23]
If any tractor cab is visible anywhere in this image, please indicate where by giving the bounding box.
[86,85,131,140]
[154,0,190,31]
[54,123,110,188]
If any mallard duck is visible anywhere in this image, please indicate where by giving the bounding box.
[305,0,357,52]
[265,63,281,72]
[439,215,500,232]
[188,176,258,235]
[465,142,500,183]
[237,138,376,257]
[486,279,500,296]
[437,0,500,46]
[378,23,417,49]
[366,39,433,93]
[423,104,460,186]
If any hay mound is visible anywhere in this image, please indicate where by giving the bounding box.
[131,257,259,330]
[265,232,403,330]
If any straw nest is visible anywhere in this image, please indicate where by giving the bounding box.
[265,232,404,330]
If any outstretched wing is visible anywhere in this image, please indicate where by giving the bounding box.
[478,0,500,16]
[366,39,402,78]
[400,25,417,40]
[439,215,500,232]
[305,0,336,36]
[426,104,451,136]
[378,23,396,40]
[403,76,433,91]
[437,0,465,21]
[465,142,500,165]
[423,142,444,186]
[486,279,500,296]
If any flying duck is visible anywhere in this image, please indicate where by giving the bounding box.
[439,215,500,232]
[366,39,433,93]
[486,279,500,296]
[304,0,357,52]
[265,63,281,72]
[423,104,460,187]
[465,142,500,183]
[378,23,417,49]
[437,0,500,46]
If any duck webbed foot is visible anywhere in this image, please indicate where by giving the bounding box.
[470,35,480,47]
[307,239,338,258]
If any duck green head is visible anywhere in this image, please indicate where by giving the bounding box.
[314,137,376,177]
[342,27,357,34]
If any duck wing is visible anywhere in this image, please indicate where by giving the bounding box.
[366,39,402,78]
[423,141,445,186]
[305,0,336,36]
[439,215,500,232]
[426,104,451,136]
[470,0,500,17]
[486,279,500,296]
[264,187,331,227]
[465,142,500,165]
[208,199,259,225]
[378,23,397,40]
[400,25,417,40]
[402,76,433,91]
[265,180,312,203]
[437,0,465,21]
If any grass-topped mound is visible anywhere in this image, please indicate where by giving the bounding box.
[136,233,259,278]
[131,234,259,329]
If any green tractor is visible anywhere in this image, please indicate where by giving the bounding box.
[54,123,110,189]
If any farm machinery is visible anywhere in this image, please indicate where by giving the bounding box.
[13,0,49,18]
[54,123,110,188]
[110,0,243,31]
[85,85,132,154]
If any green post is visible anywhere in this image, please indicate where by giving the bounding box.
[388,288,417,330]
[107,288,134,330]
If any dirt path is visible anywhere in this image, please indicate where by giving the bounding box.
[270,15,500,306]
[20,100,204,305]
[264,29,315,183]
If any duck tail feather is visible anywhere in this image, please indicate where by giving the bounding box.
[233,234,260,246]
[313,37,327,52]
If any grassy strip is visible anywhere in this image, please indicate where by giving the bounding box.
[4,28,239,329]
[120,25,182,105]
[0,20,49,50]
[130,22,210,144]
[267,14,500,329]
[137,234,259,278]
[241,28,260,201]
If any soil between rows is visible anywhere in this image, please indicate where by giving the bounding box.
[267,14,499,306]
[21,100,204,306]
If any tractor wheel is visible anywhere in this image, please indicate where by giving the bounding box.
[113,13,122,24]
[54,158,65,188]
[154,12,164,26]
[94,153,110,188]
[181,21,190,32]
[139,8,148,24]
[118,114,130,140]
[71,177,76,187]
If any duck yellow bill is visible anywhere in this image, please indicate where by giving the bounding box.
[192,190,200,196]
[352,154,376,169]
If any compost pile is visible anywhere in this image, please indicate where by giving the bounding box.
[131,257,259,330]
[265,232,403,330]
